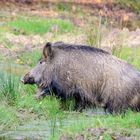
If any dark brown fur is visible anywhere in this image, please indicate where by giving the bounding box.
[22,42,140,113]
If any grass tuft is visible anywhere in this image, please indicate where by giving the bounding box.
[0,105,18,131]
[0,70,20,105]
[86,17,102,48]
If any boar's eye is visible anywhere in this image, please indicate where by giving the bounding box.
[39,60,45,65]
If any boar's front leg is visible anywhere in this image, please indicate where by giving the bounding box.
[74,94,86,112]
[35,88,45,100]
[35,87,51,100]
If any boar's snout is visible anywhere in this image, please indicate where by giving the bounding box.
[21,73,35,84]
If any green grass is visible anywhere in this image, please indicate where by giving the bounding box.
[7,17,74,35]
[0,71,20,105]
[53,111,140,140]
[16,90,61,117]
[0,105,19,131]
[113,46,140,70]
[17,49,42,67]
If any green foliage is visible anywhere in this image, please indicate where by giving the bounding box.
[8,17,74,35]
[113,46,140,70]
[16,85,61,116]
[61,98,76,111]
[103,133,112,140]
[0,71,20,105]
[18,49,42,67]
[0,105,18,131]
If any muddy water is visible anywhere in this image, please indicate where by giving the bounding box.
[0,120,52,139]
[0,109,106,140]
[0,112,105,140]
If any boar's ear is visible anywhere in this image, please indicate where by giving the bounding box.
[43,42,53,60]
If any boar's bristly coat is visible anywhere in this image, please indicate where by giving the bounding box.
[22,42,140,113]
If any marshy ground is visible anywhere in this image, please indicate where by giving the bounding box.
[0,0,140,140]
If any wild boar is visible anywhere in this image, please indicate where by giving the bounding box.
[21,42,140,113]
